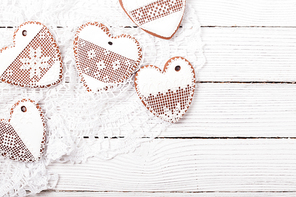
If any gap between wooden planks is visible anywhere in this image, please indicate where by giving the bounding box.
[193,0,296,26]
[74,83,295,138]
[1,26,296,82]
[0,0,295,194]
[47,139,296,192]
[199,28,296,82]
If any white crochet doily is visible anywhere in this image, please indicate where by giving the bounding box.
[0,0,205,196]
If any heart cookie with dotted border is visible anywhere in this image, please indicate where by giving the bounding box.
[119,0,186,39]
[74,22,142,92]
[135,57,195,123]
[0,21,63,88]
[0,99,46,162]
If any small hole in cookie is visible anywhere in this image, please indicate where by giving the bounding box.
[175,65,181,72]
[22,30,27,36]
[21,106,27,112]
[108,41,113,45]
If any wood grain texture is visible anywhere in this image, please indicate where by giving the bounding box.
[13,0,296,196]
[2,28,296,82]
[159,83,296,137]
[67,83,296,138]
[191,0,296,26]
[48,139,296,192]
[1,0,294,27]
[199,28,296,82]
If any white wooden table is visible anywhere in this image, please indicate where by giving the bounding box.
[40,0,296,196]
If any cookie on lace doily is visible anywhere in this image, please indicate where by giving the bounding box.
[74,22,142,92]
[0,21,63,88]
[119,0,186,39]
[135,56,195,123]
[0,99,46,162]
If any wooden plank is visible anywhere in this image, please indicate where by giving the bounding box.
[47,139,296,192]
[159,83,296,137]
[192,0,296,26]
[63,83,296,138]
[199,28,296,82]
[1,28,296,82]
[2,20,296,82]
[1,0,296,27]
[38,191,296,197]
[0,0,295,196]
[62,83,296,138]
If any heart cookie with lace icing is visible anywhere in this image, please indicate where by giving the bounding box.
[135,57,195,123]
[119,0,186,39]
[0,99,46,162]
[0,21,63,88]
[74,22,142,92]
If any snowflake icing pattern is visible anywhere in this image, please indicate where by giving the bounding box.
[94,71,100,79]
[20,47,51,79]
[112,60,121,70]
[87,49,96,59]
[96,60,106,70]
[125,60,131,67]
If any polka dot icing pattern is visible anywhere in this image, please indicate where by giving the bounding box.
[0,21,63,88]
[0,99,46,162]
[135,57,195,123]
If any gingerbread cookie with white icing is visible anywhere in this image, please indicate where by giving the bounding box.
[135,56,195,123]
[0,21,63,88]
[74,22,142,92]
[0,99,46,162]
[119,0,186,39]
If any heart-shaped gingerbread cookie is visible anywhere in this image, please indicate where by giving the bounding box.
[119,0,186,39]
[0,99,46,162]
[0,21,63,88]
[74,22,142,92]
[135,57,195,123]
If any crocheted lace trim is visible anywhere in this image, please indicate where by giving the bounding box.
[0,0,205,195]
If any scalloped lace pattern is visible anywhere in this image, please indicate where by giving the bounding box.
[0,0,205,196]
